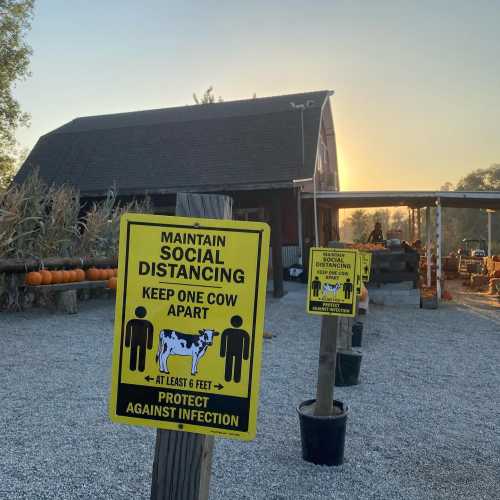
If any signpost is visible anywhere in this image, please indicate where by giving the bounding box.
[109,193,269,499]
[306,247,359,420]
[109,212,269,439]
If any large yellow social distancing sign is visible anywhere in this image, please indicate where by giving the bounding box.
[109,213,270,440]
[307,247,358,317]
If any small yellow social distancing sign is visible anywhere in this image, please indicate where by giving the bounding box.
[109,213,269,440]
[360,251,372,283]
[307,247,359,317]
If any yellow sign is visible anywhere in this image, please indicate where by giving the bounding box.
[109,213,270,441]
[307,247,358,317]
[360,251,372,282]
[355,254,362,295]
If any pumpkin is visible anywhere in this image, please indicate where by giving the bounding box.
[75,269,85,282]
[68,270,77,282]
[99,269,108,280]
[112,268,117,277]
[62,270,72,283]
[107,268,115,279]
[86,268,100,281]
[107,277,117,289]
[26,272,42,286]
[40,270,52,285]
[51,270,63,284]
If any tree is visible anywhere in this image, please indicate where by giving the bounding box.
[443,165,500,253]
[348,209,370,243]
[372,209,391,233]
[0,0,34,189]
[192,86,223,104]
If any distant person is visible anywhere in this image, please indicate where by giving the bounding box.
[367,222,384,243]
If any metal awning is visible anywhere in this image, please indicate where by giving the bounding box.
[301,190,500,209]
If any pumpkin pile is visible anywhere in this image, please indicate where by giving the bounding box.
[345,243,386,251]
[25,267,118,286]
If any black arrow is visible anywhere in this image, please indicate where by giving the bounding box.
[214,383,224,390]
[145,375,154,382]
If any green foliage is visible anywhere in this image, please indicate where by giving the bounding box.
[0,151,16,190]
[0,1,34,150]
[442,164,500,253]
[348,209,370,242]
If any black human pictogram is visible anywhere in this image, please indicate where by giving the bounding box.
[125,306,154,372]
[343,279,353,300]
[220,315,249,383]
[364,265,369,275]
[311,276,322,297]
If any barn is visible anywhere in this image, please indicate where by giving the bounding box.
[15,90,340,296]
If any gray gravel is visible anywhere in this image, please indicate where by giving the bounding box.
[1,285,499,499]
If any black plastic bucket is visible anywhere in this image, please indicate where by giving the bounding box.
[335,350,362,386]
[297,399,348,466]
[352,322,363,347]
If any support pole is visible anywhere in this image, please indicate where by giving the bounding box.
[426,207,432,287]
[297,190,303,265]
[436,199,442,299]
[417,208,421,241]
[271,194,284,298]
[408,209,412,241]
[487,210,493,257]
[313,170,319,246]
[150,192,233,500]
[314,316,339,416]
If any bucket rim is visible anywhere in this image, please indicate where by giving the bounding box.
[297,398,348,420]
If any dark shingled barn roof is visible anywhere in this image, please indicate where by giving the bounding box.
[15,91,332,197]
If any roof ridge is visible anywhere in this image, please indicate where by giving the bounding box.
[68,90,332,123]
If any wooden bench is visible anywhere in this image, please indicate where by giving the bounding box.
[27,280,110,314]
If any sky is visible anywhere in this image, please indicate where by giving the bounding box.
[12,0,500,191]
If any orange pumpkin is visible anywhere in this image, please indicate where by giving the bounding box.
[75,269,85,282]
[26,272,42,286]
[86,268,99,281]
[112,268,117,277]
[40,270,52,285]
[62,270,72,283]
[107,277,117,289]
[51,270,63,284]
[69,270,78,282]
[107,268,114,279]
[99,269,108,280]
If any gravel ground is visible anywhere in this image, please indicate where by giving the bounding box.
[0,286,499,499]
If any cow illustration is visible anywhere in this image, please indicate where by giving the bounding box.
[155,329,219,375]
[322,282,341,297]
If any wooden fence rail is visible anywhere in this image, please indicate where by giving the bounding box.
[0,257,117,273]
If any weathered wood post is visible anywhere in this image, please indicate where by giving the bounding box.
[150,192,232,500]
[314,316,339,416]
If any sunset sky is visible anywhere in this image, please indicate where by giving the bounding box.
[13,0,500,191]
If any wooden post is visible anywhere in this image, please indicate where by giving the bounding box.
[436,199,442,300]
[150,192,232,500]
[270,194,284,298]
[314,316,339,416]
[426,207,432,287]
